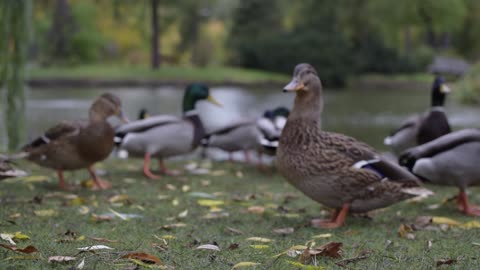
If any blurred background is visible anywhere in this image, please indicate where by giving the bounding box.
[1,0,480,151]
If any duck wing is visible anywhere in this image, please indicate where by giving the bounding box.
[325,131,420,183]
[23,120,85,150]
[400,128,480,169]
[206,119,254,137]
[115,115,181,134]
[417,110,451,145]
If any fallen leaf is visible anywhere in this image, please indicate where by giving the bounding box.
[0,244,38,254]
[77,258,85,269]
[0,233,16,245]
[48,256,76,263]
[161,223,187,230]
[231,262,260,269]
[436,259,456,267]
[250,245,269,249]
[307,242,342,258]
[121,252,162,264]
[178,210,188,218]
[432,217,462,226]
[89,237,118,243]
[202,212,229,219]
[273,228,294,235]
[108,194,130,204]
[398,224,415,240]
[228,243,239,250]
[197,199,224,207]
[196,244,220,251]
[189,192,216,199]
[181,185,191,192]
[225,227,244,235]
[34,209,58,217]
[286,260,324,269]
[247,206,265,214]
[461,220,480,229]
[23,175,49,182]
[246,237,272,243]
[312,233,332,239]
[273,245,308,258]
[77,245,114,251]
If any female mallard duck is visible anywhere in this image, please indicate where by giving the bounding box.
[0,155,27,180]
[115,83,221,179]
[399,128,480,216]
[384,75,451,155]
[21,93,126,190]
[276,63,432,228]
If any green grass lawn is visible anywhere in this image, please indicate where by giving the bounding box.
[29,65,289,84]
[1,158,480,269]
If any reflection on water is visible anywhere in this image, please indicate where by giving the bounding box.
[1,86,478,151]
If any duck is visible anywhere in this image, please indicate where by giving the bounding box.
[0,155,27,180]
[21,93,127,190]
[259,107,290,154]
[384,75,451,155]
[115,83,221,179]
[276,63,432,228]
[399,128,480,216]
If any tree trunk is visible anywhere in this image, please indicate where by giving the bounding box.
[151,0,160,69]
[49,0,75,60]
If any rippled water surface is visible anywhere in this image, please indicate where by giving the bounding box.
[2,85,479,150]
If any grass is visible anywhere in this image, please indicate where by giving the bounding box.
[1,158,480,269]
[28,64,289,84]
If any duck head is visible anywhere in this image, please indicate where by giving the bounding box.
[182,83,221,113]
[283,63,323,121]
[138,108,149,120]
[89,93,128,123]
[431,75,451,107]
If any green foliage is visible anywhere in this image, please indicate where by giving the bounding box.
[456,62,480,104]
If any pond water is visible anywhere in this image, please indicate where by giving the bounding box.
[1,85,479,152]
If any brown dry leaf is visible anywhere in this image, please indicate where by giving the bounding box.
[247,206,265,214]
[48,256,76,263]
[0,244,38,254]
[228,243,239,250]
[436,259,456,267]
[272,227,294,235]
[308,242,343,258]
[121,252,162,265]
[398,224,415,240]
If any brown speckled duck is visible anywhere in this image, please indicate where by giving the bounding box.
[276,63,433,228]
[22,93,127,190]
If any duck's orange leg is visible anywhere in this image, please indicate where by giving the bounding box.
[143,153,162,180]
[87,167,111,190]
[311,203,349,229]
[159,159,180,176]
[57,170,68,190]
[457,190,480,216]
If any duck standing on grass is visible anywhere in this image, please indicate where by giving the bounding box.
[400,128,480,216]
[384,75,452,155]
[115,83,221,180]
[276,63,432,228]
[21,93,127,190]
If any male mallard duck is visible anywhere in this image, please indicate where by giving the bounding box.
[21,93,126,190]
[276,63,432,228]
[115,83,221,179]
[399,128,480,216]
[384,75,451,155]
[259,107,290,154]
[0,155,27,180]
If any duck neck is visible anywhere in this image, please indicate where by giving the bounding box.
[89,110,108,123]
[184,110,206,148]
[431,88,445,107]
[289,89,324,126]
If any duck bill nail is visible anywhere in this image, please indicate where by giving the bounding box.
[441,84,451,94]
[283,80,304,92]
[207,95,222,107]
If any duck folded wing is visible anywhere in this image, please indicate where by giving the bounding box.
[115,115,181,134]
[23,121,83,149]
[327,132,420,183]
[389,116,419,137]
[206,119,254,136]
[400,128,480,167]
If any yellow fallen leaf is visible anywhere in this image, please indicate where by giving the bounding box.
[231,262,261,269]
[34,209,58,217]
[13,232,29,240]
[197,199,224,207]
[22,175,49,183]
[286,260,325,269]
[273,245,308,258]
[312,233,332,239]
[461,221,480,229]
[246,237,272,243]
[108,194,129,203]
[250,245,269,249]
[161,235,176,240]
[432,217,462,226]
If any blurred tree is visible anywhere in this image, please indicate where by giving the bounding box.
[0,0,31,150]
[151,0,160,68]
